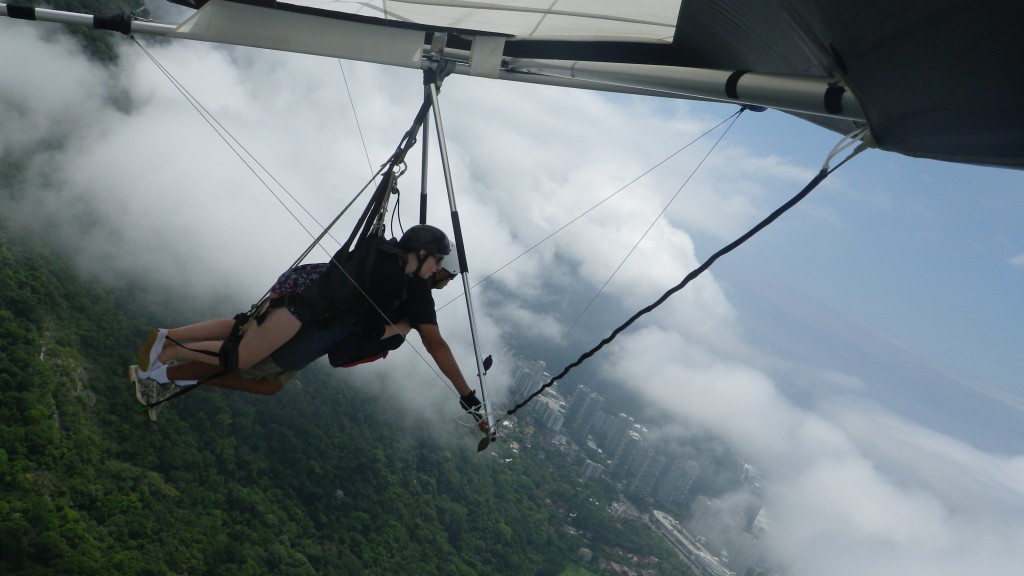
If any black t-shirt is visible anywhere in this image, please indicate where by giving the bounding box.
[394,277,438,328]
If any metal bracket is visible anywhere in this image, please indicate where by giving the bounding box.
[422,32,459,89]
[424,58,457,90]
[426,31,448,60]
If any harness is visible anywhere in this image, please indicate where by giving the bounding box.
[313,235,407,330]
[155,62,499,446]
[215,155,411,372]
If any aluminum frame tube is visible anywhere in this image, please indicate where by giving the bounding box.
[426,80,497,441]
[1,3,177,35]
[420,95,431,225]
[503,58,865,121]
[3,1,864,123]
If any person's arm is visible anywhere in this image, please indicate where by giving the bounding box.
[415,323,472,396]
[416,324,487,430]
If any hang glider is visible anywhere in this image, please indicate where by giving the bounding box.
[3,0,1022,168]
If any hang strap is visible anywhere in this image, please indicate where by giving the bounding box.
[506,129,870,417]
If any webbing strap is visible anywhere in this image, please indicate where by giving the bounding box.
[506,168,833,417]
[505,125,869,417]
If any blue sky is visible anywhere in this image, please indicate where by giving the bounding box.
[3,18,1023,576]
[703,108,1024,446]
[719,111,1024,426]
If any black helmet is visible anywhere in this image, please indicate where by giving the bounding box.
[398,225,451,256]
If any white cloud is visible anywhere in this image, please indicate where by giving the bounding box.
[0,28,110,156]
[1010,253,1024,266]
[604,326,1024,576]
[6,21,1024,576]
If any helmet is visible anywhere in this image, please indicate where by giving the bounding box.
[398,225,451,256]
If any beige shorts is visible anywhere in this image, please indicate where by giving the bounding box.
[240,355,297,385]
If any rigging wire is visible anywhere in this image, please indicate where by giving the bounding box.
[441,107,744,429]
[337,60,378,184]
[505,127,871,418]
[436,108,743,311]
[326,59,416,270]
[133,38,341,249]
[557,108,744,345]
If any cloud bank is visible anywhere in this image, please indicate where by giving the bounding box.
[4,20,1023,576]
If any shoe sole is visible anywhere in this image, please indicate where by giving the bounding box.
[147,403,164,423]
[138,329,161,371]
[129,365,147,406]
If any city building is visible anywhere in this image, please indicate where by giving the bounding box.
[655,459,700,505]
[565,387,604,435]
[580,458,605,481]
[511,359,547,404]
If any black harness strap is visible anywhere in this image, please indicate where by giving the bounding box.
[217,312,252,371]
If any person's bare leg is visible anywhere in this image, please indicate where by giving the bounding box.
[167,319,235,342]
[160,319,236,364]
[158,308,302,367]
[166,361,284,395]
[203,374,284,396]
[166,361,225,382]
[159,339,226,366]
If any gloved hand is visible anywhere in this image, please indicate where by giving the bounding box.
[459,390,487,432]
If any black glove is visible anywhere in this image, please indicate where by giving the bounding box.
[459,390,484,422]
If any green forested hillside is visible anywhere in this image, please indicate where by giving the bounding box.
[2,7,696,574]
[0,222,586,574]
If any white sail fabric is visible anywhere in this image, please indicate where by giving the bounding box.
[280,0,681,40]
[172,0,426,66]
[170,0,683,68]
[5,0,1021,164]
[163,0,1023,168]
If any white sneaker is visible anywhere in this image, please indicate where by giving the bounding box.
[137,328,168,371]
[129,365,182,407]
[134,359,165,380]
